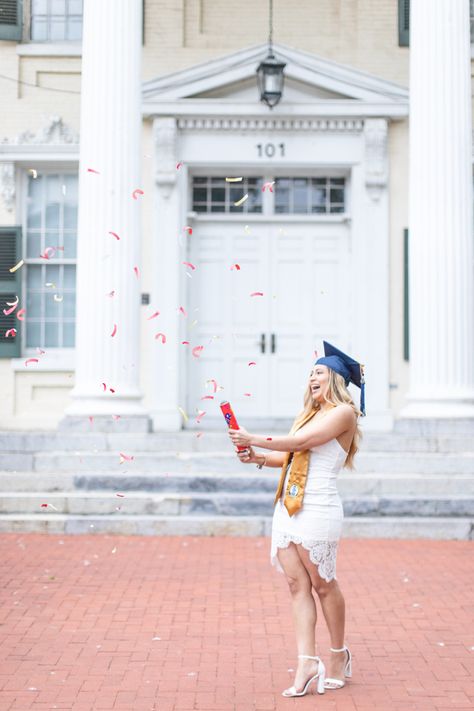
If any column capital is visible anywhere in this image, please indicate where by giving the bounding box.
[153,116,177,199]
[364,118,388,201]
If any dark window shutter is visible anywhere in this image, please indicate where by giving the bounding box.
[398,0,409,47]
[403,228,409,361]
[0,226,22,358]
[0,0,23,41]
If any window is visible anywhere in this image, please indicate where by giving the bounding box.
[399,0,474,47]
[274,177,345,214]
[24,172,77,348]
[192,176,263,213]
[30,0,83,41]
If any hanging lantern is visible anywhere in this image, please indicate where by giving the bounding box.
[256,0,286,109]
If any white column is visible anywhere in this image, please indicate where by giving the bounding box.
[402,0,474,417]
[65,0,146,419]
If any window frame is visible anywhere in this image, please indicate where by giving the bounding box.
[27,0,83,43]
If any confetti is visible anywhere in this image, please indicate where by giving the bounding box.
[233,193,249,207]
[201,395,214,400]
[29,169,38,179]
[112,415,121,421]
[250,291,264,297]
[16,308,26,321]
[176,161,183,170]
[101,383,107,391]
[132,188,144,200]
[206,379,218,393]
[155,332,166,343]
[182,261,196,270]
[230,264,241,271]
[36,347,45,355]
[3,302,18,316]
[178,306,187,317]
[225,177,243,182]
[109,231,120,241]
[87,168,100,174]
[111,324,117,337]
[9,260,24,273]
[133,266,140,279]
[196,409,206,420]
[192,345,203,358]
[119,452,134,464]
[147,311,160,320]
[107,290,115,298]
[116,493,125,497]
[266,437,273,441]
[191,319,198,327]
[244,225,251,234]
[109,388,115,393]
[244,393,252,397]
[40,502,58,511]
[183,226,193,235]
[262,181,275,192]
[89,416,94,425]
[181,340,190,345]
[196,432,203,438]
[53,294,63,302]
[5,328,17,338]
[6,295,19,307]
[248,361,256,366]
[178,407,188,422]
[24,358,39,367]
[45,282,56,289]
[40,246,56,260]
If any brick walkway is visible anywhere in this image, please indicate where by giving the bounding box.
[0,535,472,711]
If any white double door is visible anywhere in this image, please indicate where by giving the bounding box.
[185,219,351,425]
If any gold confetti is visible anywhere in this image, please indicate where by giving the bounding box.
[178,407,188,422]
[45,282,56,288]
[9,260,24,273]
[234,194,249,207]
[53,294,63,302]
[28,169,38,179]
[225,177,243,182]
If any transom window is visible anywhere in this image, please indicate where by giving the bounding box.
[24,172,77,348]
[192,177,263,213]
[31,0,83,42]
[274,177,345,214]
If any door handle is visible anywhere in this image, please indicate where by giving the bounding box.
[271,333,276,353]
[260,333,266,353]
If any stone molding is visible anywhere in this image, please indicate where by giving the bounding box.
[176,117,364,131]
[1,116,79,146]
[153,117,177,199]
[364,118,388,201]
[0,162,15,212]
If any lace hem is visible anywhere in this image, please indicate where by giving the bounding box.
[271,533,338,582]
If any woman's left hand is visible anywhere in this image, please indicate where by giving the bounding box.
[228,426,252,448]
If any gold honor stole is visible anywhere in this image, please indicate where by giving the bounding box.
[273,410,317,516]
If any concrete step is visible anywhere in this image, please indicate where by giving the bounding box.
[1,491,473,517]
[8,450,473,475]
[1,471,473,497]
[0,513,470,539]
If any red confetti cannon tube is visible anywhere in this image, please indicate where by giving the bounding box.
[220,401,246,452]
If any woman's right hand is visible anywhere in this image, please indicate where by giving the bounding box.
[236,446,258,464]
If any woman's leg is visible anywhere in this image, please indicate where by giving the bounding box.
[295,545,348,683]
[276,543,320,691]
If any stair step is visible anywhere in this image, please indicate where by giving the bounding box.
[0,513,470,539]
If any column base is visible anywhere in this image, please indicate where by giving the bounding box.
[58,414,151,433]
[151,408,183,432]
[399,398,474,419]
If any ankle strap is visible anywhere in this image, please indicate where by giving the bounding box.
[298,654,319,660]
[330,646,347,652]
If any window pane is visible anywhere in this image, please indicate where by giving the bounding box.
[67,16,82,40]
[63,321,75,347]
[32,0,48,11]
[45,203,60,228]
[69,0,83,14]
[26,322,41,348]
[211,187,225,202]
[31,17,48,40]
[63,265,76,289]
[311,185,326,212]
[63,204,77,228]
[62,292,75,318]
[27,291,42,318]
[26,233,42,258]
[45,322,59,347]
[193,188,207,203]
[45,264,60,285]
[63,232,77,258]
[330,188,344,204]
[293,179,308,213]
[50,19,66,40]
[192,176,262,213]
[51,0,66,12]
[27,265,43,289]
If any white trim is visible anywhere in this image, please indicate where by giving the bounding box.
[11,350,75,371]
[16,42,82,56]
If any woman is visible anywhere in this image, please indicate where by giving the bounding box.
[228,341,365,697]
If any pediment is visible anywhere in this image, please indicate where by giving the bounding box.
[143,43,408,106]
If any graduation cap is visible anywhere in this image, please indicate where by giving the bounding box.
[315,340,366,416]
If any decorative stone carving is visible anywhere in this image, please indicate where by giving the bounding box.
[364,118,388,201]
[0,162,15,212]
[1,116,79,145]
[176,117,364,132]
[153,117,177,199]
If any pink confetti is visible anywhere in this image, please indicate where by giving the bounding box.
[109,231,120,241]
[181,340,190,345]
[119,452,134,464]
[262,181,275,192]
[178,306,187,317]
[196,409,206,419]
[87,168,100,174]
[89,416,94,425]
[192,345,204,358]
[5,328,17,337]
[230,264,241,271]
[116,492,125,497]
[40,247,56,260]
[196,432,203,438]
[244,393,252,397]
[107,290,116,298]
[206,379,218,393]
[183,226,193,235]
[16,309,26,321]
[109,388,115,393]
[132,189,144,200]
[101,382,107,391]
[3,303,18,316]
[24,358,38,367]
[133,266,140,279]
[248,361,256,366]
[147,311,160,320]
[250,292,264,297]
[176,161,183,170]
[201,395,214,400]
[111,323,117,337]
[112,415,121,421]
[266,437,273,441]
[314,350,318,359]
[155,332,166,343]
[182,261,196,270]
[36,347,45,355]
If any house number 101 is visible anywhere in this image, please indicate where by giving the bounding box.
[256,142,285,158]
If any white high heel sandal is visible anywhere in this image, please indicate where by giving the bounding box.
[281,654,326,697]
[323,645,352,690]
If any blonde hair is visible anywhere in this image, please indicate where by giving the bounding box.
[291,368,362,469]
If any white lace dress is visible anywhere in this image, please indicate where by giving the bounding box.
[270,438,347,582]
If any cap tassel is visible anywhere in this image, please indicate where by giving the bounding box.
[360,366,366,417]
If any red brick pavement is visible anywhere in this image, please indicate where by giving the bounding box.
[0,534,473,711]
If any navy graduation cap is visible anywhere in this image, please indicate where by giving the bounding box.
[315,341,366,416]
